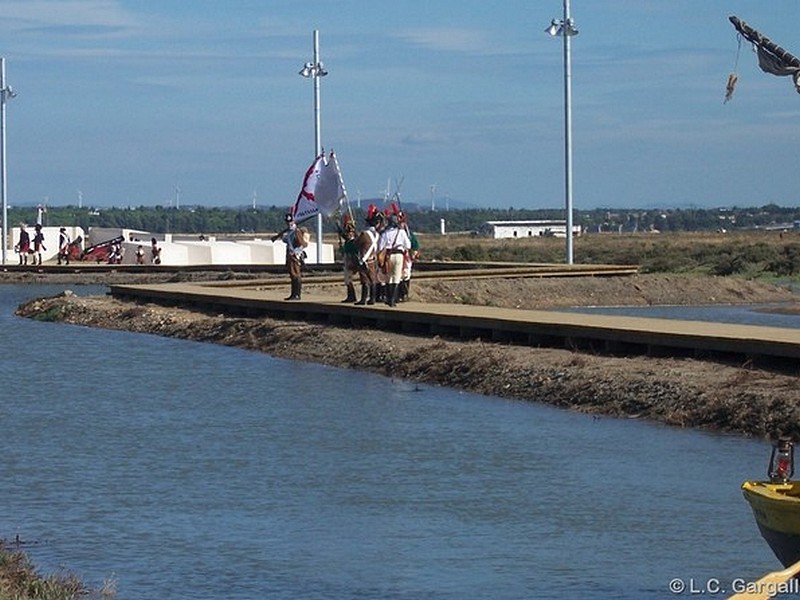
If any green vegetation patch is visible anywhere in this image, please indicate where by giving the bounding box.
[30,306,64,323]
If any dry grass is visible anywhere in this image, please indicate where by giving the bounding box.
[0,541,115,600]
[408,230,800,276]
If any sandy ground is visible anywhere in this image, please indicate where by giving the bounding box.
[13,271,800,439]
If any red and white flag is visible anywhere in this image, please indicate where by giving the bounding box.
[292,151,346,222]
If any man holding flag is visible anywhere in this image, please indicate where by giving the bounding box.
[281,212,308,300]
[274,150,346,300]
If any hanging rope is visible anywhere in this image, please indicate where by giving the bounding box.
[724,33,743,103]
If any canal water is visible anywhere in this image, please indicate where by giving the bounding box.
[0,285,784,599]
[563,303,800,329]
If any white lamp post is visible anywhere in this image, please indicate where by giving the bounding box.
[0,58,16,265]
[546,0,578,265]
[299,30,327,264]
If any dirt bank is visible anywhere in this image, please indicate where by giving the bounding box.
[14,273,800,439]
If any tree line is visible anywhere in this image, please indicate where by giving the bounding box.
[6,203,799,235]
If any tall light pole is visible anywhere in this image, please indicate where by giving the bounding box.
[1,58,16,266]
[546,0,578,265]
[299,30,327,264]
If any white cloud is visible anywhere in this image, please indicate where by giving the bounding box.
[2,0,139,32]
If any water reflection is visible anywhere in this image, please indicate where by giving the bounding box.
[0,285,782,599]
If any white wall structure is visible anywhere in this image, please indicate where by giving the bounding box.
[8,226,336,266]
[302,241,334,265]
[10,225,85,263]
[181,240,252,265]
[481,220,582,240]
[239,240,285,264]
[81,228,334,266]
[119,240,189,266]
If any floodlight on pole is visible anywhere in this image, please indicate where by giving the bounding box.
[299,30,328,264]
[1,57,16,266]
[546,0,578,265]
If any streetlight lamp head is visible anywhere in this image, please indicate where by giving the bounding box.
[317,63,328,77]
[564,19,579,36]
[545,19,561,36]
[299,62,314,77]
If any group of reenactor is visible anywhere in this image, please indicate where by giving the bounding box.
[277,203,419,306]
[338,202,419,307]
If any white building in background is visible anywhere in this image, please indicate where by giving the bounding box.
[106,230,334,266]
[480,220,582,240]
[5,226,335,266]
[10,225,85,263]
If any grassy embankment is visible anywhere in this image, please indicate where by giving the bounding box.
[0,540,114,599]
[411,230,800,280]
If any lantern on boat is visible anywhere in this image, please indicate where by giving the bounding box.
[768,437,794,483]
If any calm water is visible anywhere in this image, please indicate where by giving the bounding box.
[0,285,784,599]
[563,303,800,329]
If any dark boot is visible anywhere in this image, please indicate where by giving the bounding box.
[355,284,368,305]
[387,283,398,307]
[285,279,298,300]
[342,283,357,303]
[375,284,385,303]
[295,280,302,300]
[398,280,408,302]
[367,283,376,305]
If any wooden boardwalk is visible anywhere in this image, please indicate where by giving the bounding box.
[108,275,800,368]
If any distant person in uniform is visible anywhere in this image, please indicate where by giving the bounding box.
[135,245,146,264]
[150,238,162,264]
[108,241,123,264]
[397,211,419,302]
[337,213,358,303]
[17,224,31,265]
[377,214,411,307]
[275,213,308,300]
[57,227,70,265]
[32,224,46,266]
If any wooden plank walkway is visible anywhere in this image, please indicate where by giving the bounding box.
[108,279,800,368]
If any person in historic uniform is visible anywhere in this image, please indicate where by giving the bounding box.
[338,213,358,303]
[279,213,308,301]
[17,224,31,265]
[397,211,419,302]
[352,208,381,306]
[32,224,46,266]
[377,213,411,307]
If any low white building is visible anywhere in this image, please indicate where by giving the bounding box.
[5,225,337,266]
[93,229,335,266]
[481,220,582,239]
[10,225,85,263]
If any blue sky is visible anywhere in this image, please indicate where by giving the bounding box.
[1,0,799,210]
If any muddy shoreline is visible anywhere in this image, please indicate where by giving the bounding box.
[13,273,800,440]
